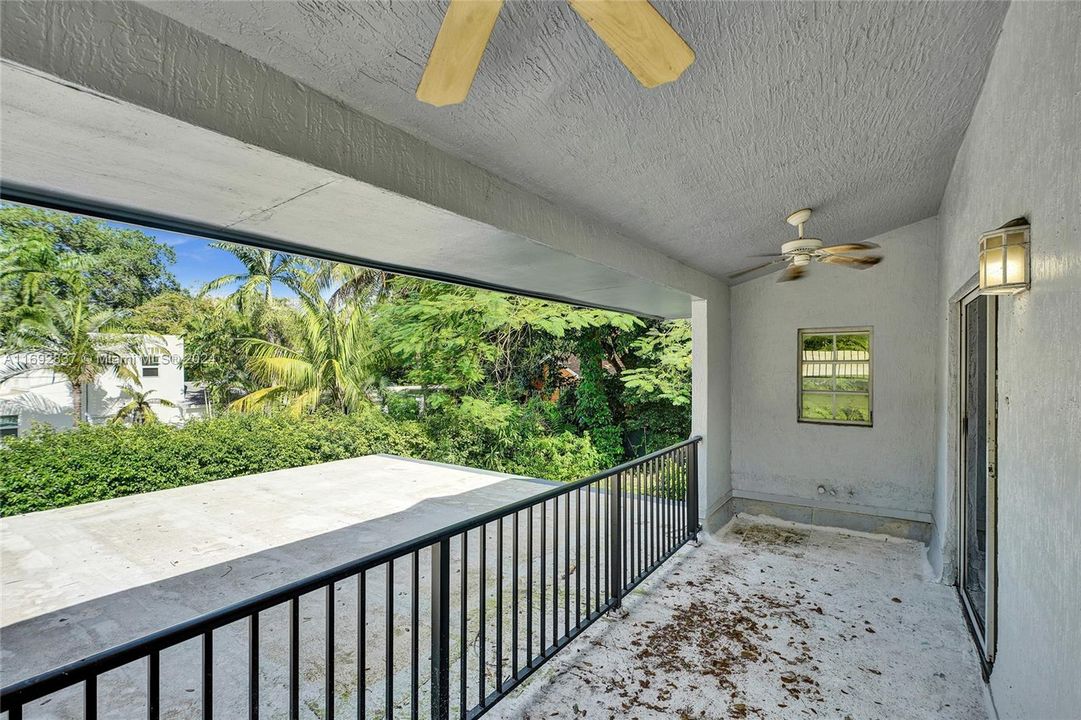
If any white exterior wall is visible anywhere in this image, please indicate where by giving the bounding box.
[931,3,1081,717]
[691,293,732,530]
[729,218,940,528]
[0,335,200,431]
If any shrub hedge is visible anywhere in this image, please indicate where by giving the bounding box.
[0,409,603,516]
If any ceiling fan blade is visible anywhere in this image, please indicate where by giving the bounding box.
[416,0,504,107]
[820,254,882,269]
[567,0,695,88]
[728,257,787,280]
[777,264,806,283]
[819,242,880,254]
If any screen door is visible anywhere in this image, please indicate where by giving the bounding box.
[959,288,997,663]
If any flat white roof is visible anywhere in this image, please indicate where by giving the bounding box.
[0,455,551,686]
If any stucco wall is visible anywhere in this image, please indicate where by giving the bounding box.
[730,218,939,520]
[931,3,1081,718]
[692,295,732,529]
[0,336,201,429]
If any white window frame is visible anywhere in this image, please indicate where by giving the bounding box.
[797,326,873,427]
[141,355,160,378]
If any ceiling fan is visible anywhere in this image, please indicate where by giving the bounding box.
[728,209,883,283]
[416,0,695,107]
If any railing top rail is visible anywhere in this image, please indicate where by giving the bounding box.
[0,436,701,708]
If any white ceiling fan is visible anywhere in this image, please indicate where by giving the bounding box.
[728,208,883,283]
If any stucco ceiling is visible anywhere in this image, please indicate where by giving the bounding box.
[147,1,1007,280]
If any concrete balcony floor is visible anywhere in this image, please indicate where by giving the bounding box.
[490,516,987,720]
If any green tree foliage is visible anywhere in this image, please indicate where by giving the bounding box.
[1,281,149,424]
[0,408,600,515]
[0,205,177,320]
[380,278,640,394]
[572,331,624,467]
[111,387,177,425]
[130,290,259,409]
[201,243,301,306]
[232,276,382,415]
[1,206,696,515]
[621,320,692,407]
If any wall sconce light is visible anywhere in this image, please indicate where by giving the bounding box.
[979,217,1030,295]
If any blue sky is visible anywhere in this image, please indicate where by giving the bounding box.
[106,220,299,298]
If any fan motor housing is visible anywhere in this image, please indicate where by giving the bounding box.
[781,238,823,256]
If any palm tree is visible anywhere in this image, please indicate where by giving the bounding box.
[231,280,381,415]
[1,284,145,424]
[306,261,390,309]
[201,243,301,308]
[111,386,177,425]
[0,232,85,332]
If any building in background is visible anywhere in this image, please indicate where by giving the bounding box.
[0,335,205,436]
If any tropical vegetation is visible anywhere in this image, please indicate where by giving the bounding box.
[0,204,691,514]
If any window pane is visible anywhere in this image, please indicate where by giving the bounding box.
[802,376,833,391]
[835,333,869,357]
[835,361,870,392]
[801,361,834,391]
[801,393,834,421]
[801,334,834,362]
[836,394,870,423]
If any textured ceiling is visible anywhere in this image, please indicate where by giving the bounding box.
[147,0,1007,280]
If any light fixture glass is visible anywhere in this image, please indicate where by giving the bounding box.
[979,219,1030,295]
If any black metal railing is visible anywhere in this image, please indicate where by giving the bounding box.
[1,437,701,720]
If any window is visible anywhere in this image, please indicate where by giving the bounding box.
[141,356,160,378]
[798,328,872,426]
[0,414,18,438]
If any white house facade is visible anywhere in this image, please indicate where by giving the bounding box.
[0,334,205,436]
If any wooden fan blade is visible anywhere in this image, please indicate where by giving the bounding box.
[777,264,805,283]
[820,254,882,269]
[819,242,880,254]
[728,257,787,280]
[567,0,695,88]
[417,0,504,107]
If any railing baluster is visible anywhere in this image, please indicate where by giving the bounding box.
[626,464,631,588]
[411,552,419,720]
[609,472,623,608]
[631,462,639,575]
[585,483,591,617]
[290,597,300,720]
[564,490,570,638]
[683,445,690,538]
[147,650,160,720]
[652,457,659,568]
[688,442,699,539]
[84,676,97,720]
[551,496,558,649]
[526,507,533,665]
[595,479,601,611]
[249,613,259,720]
[496,516,503,690]
[431,539,451,720]
[512,512,520,678]
[358,572,366,720]
[478,524,486,705]
[326,584,335,720]
[386,560,394,720]
[203,630,213,720]
[459,533,467,719]
[539,501,546,658]
[575,486,582,629]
